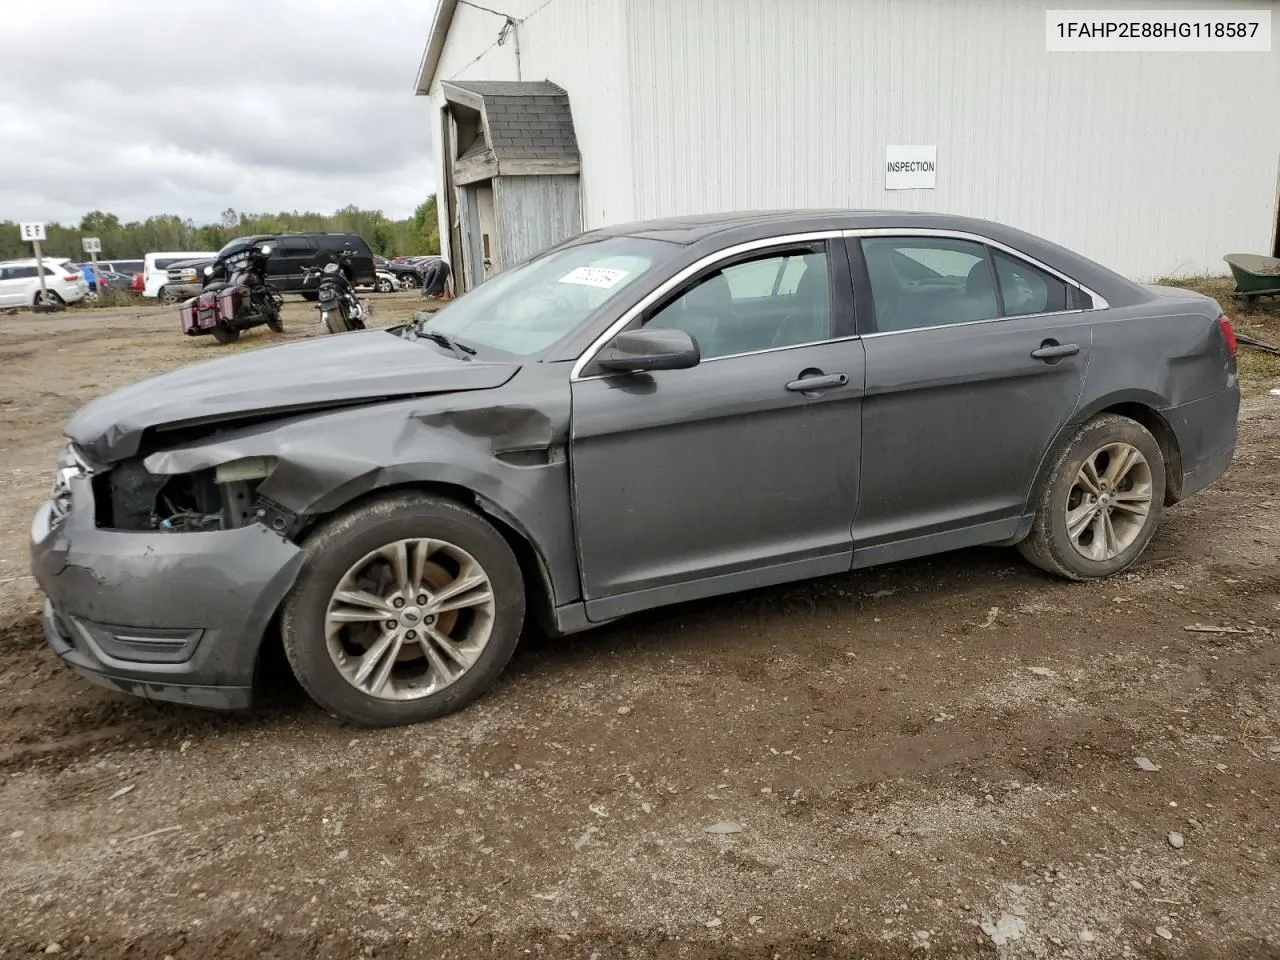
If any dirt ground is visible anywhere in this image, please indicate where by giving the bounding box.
[0,292,1278,960]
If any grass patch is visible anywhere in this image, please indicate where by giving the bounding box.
[1153,274,1280,391]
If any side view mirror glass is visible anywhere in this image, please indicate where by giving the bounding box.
[258,244,273,256]
[202,265,214,277]
[596,328,700,373]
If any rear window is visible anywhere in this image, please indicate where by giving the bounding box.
[153,258,183,271]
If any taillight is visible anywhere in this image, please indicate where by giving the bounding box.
[64,274,79,281]
[1218,315,1238,357]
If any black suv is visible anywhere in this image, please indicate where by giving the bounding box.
[209,233,377,297]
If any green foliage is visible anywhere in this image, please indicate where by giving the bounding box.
[0,198,442,262]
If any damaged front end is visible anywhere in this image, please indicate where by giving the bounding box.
[90,452,298,537]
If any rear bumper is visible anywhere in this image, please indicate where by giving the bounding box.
[1165,386,1240,500]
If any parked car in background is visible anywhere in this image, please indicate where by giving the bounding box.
[28,211,1240,727]
[208,233,376,298]
[94,260,144,277]
[76,265,133,295]
[374,256,422,290]
[366,269,399,293]
[162,258,214,302]
[143,252,216,299]
[0,258,91,307]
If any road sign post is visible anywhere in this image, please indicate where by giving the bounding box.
[82,237,103,298]
[20,223,50,310]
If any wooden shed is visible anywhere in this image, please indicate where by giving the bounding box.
[437,80,582,292]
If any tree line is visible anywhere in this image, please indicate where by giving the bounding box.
[0,198,441,262]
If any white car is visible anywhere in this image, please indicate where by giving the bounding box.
[143,251,216,299]
[0,258,91,308]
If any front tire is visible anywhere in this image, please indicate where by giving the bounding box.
[1018,414,1166,580]
[280,494,526,727]
[398,273,420,290]
[376,277,394,293]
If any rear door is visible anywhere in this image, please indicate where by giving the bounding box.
[851,232,1096,567]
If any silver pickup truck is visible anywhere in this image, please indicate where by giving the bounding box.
[160,258,214,303]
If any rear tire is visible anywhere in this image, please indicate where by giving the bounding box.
[33,290,64,308]
[1017,414,1165,580]
[376,277,395,293]
[280,493,526,727]
[211,323,240,344]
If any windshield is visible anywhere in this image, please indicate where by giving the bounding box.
[424,236,675,355]
[216,237,262,258]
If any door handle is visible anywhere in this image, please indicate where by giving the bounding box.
[785,373,848,393]
[1030,340,1080,362]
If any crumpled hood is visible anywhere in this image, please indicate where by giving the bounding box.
[66,330,520,463]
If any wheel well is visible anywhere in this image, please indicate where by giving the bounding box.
[306,481,559,635]
[1099,402,1184,504]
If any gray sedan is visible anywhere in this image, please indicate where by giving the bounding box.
[30,211,1240,726]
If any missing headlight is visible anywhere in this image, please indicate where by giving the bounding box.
[96,459,273,532]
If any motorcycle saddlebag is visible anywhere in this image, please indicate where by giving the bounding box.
[178,296,202,335]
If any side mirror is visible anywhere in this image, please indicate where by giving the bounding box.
[202,265,214,277]
[258,244,273,256]
[596,328,700,373]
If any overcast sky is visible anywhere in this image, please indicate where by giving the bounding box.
[0,0,437,227]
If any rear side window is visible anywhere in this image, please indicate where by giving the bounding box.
[9,266,38,279]
[992,251,1070,316]
[861,237,1000,332]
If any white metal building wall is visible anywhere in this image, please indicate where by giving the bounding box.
[623,0,1280,279]
[426,0,634,266]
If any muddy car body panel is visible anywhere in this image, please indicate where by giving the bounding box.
[30,211,1240,711]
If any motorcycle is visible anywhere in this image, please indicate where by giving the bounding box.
[303,248,369,334]
[178,241,283,344]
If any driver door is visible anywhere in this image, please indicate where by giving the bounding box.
[569,239,866,622]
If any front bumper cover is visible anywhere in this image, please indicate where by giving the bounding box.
[30,474,305,710]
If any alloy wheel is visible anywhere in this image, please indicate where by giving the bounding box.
[323,538,496,701]
[1065,442,1154,561]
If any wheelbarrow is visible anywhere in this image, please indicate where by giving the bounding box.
[1224,253,1280,306]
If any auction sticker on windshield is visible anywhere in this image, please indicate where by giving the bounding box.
[559,266,630,288]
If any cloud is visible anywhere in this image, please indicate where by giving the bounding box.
[0,0,438,225]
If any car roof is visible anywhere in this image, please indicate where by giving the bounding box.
[578,208,1148,308]
[0,257,76,267]
[586,209,1044,244]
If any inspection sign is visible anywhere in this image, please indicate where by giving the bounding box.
[885,146,937,190]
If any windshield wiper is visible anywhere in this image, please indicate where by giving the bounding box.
[418,329,476,361]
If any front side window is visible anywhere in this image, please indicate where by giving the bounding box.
[861,237,1000,332]
[644,248,831,359]
[425,236,675,356]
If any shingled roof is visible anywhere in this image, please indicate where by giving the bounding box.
[442,80,579,162]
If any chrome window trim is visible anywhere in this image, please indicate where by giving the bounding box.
[569,231,844,381]
[843,226,1111,314]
